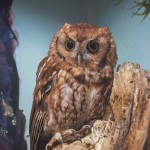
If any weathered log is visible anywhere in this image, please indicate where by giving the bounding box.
[53,62,150,150]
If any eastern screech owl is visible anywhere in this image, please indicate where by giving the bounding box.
[29,23,117,150]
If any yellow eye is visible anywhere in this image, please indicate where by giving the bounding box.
[65,40,75,51]
[87,41,99,53]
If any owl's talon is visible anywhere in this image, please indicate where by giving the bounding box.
[46,132,63,150]
[81,125,91,130]
[77,124,92,136]
[45,145,51,150]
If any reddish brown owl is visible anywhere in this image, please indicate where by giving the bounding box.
[29,23,117,150]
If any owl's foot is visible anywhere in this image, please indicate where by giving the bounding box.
[62,125,92,143]
[45,129,76,150]
[45,132,63,150]
[45,125,91,149]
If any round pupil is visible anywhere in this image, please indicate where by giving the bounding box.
[87,41,99,53]
[66,41,74,50]
[90,42,97,50]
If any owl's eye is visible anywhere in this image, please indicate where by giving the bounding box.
[65,40,75,51]
[87,41,99,53]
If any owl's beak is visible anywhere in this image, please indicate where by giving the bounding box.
[77,53,83,65]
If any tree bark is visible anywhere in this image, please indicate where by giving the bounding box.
[53,62,150,150]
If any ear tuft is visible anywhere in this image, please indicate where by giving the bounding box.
[99,27,110,34]
[64,23,71,29]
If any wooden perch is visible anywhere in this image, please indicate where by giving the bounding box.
[53,62,150,150]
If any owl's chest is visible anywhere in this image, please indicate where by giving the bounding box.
[48,70,104,131]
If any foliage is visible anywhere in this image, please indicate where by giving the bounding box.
[130,0,150,20]
[115,0,150,20]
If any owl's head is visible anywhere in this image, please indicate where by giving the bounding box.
[49,23,117,71]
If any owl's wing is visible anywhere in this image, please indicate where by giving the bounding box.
[29,56,56,150]
[29,102,46,150]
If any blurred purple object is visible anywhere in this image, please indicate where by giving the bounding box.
[0,0,27,149]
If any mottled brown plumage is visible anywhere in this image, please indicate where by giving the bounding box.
[29,23,117,150]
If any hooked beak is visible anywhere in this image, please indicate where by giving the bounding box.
[77,53,83,65]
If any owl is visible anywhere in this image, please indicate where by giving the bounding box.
[29,23,117,150]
